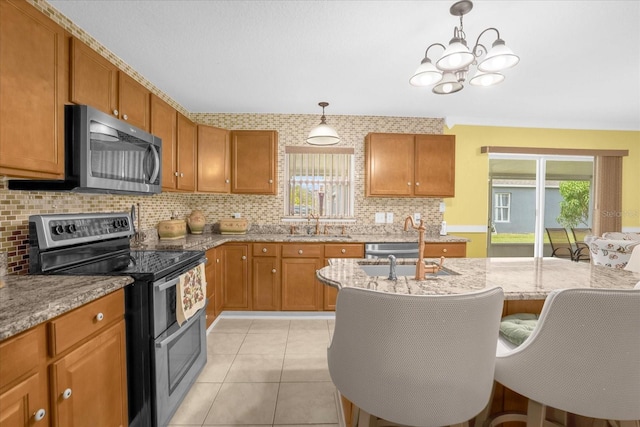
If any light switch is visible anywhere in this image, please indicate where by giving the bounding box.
[386,212,394,223]
[414,213,421,222]
[375,212,386,223]
[439,202,446,213]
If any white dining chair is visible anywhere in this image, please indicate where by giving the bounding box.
[327,286,504,427]
[487,288,640,427]
[624,244,640,272]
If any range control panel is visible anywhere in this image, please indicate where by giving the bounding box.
[30,213,133,249]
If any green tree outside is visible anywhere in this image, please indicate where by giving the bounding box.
[557,181,590,228]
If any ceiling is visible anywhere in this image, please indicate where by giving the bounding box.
[48,0,640,131]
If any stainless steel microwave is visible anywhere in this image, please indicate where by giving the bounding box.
[9,104,162,195]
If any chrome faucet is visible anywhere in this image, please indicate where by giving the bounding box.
[388,254,397,280]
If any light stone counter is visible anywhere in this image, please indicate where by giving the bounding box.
[0,275,134,341]
[317,257,640,300]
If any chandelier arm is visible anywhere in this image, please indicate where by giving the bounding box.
[424,42,446,58]
[471,27,500,57]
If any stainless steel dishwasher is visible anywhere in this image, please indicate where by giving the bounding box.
[364,242,420,259]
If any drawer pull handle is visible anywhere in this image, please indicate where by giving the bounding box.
[241,255,247,260]
[415,182,420,186]
[442,248,448,253]
[298,249,303,254]
[268,179,273,184]
[113,109,119,116]
[96,312,104,321]
[123,114,128,120]
[262,248,267,253]
[341,249,346,254]
[34,409,46,421]
[62,388,72,400]
[272,269,276,273]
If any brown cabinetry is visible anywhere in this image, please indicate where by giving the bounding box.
[197,125,230,193]
[423,241,467,258]
[220,244,250,310]
[323,244,365,310]
[230,130,277,194]
[175,113,197,192]
[70,37,150,131]
[365,133,455,197]
[281,244,324,311]
[205,248,217,327]
[252,243,281,310]
[151,94,179,191]
[0,0,67,179]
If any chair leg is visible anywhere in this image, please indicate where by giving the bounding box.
[527,400,546,427]
[357,409,377,427]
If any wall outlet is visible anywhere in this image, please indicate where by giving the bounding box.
[413,212,421,222]
[375,212,386,223]
[439,202,446,213]
[386,212,394,223]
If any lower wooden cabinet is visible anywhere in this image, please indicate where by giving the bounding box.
[281,244,324,311]
[323,244,365,310]
[220,244,250,310]
[205,248,217,327]
[423,242,466,258]
[252,244,280,311]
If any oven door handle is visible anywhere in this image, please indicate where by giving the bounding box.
[156,276,181,292]
[154,307,204,349]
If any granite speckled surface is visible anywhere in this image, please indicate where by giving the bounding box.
[317,257,640,300]
[0,275,134,341]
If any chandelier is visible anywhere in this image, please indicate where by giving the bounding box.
[307,102,340,146]
[409,0,519,94]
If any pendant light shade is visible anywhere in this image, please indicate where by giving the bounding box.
[477,39,520,72]
[469,69,505,86]
[307,102,340,146]
[433,72,464,94]
[436,38,474,71]
[409,57,443,87]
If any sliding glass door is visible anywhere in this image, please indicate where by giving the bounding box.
[488,154,593,258]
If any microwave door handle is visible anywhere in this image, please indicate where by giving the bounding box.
[148,144,160,184]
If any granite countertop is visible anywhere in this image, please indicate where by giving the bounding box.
[0,275,134,341]
[317,257,640,300]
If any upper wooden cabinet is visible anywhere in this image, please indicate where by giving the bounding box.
[151,94,178,191]
[0,0,67,179]
[197,125,230,193]
[230,130,277,194]
[365,133,455,197]
[176,113,197,192]
[70,37,150,131]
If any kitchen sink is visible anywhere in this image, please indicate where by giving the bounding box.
[359,264,455,277]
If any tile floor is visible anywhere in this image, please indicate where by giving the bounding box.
[168,316,340,427]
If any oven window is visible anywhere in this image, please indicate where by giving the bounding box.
[167,318,203,394]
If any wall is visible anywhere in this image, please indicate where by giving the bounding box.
[444,125,640,257]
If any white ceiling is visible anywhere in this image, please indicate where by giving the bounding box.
[48,0,640,131]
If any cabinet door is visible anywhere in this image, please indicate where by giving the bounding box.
[151,94,178,191]
[0,0,66,179]
[415,134,456,197]
[323,244,364,310]
[205,248,216,327]
[231,130,277,194]
[213,247,224,316]
[118,71,150,131]
[176,113,197,192]
[252,257,280,311]
[220,244,250,310]
[281,258,324,311]
[197,125,230,193]
[69,37,118,117]
[365,133,414,196]
[0,373,47,427]
[50,320,127,427]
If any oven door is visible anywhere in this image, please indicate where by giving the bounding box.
[153,306,207,427]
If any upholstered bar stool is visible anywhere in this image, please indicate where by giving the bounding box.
[487,288,640,427]
[327,287,504,427]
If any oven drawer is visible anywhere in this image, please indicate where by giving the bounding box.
[48,289,125,356]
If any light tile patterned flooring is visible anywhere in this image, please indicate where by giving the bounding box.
[168,317,339,427]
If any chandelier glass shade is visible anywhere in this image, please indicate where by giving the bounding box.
[410,0,519,95]
[307,102,340,146]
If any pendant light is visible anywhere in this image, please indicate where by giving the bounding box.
[307,102,340,146]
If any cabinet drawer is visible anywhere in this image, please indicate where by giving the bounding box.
[324,244,364,258]
[423,242,466,258]
[281,244,323,258]
[48,289,125,356]
[0,324,45,389]
[253,243,280,257]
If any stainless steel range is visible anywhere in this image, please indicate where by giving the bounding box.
[28,212,207,427]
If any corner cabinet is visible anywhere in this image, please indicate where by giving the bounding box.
[365,133,455,197]
[230,130,278,194]
[0,0,67,179]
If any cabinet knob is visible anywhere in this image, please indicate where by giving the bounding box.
[123,114,129,120]
[241,255,247,260]
[225,179,230,183]
[216,258,220,263]
[62,388,72,400]
[268,179,273,184]
[113,109,119,116]
[180,173,184,177]
[271,269,276,273]
[442,248,448,253]
[407,182,412,186]
[95,312,104,321]
[262,248,267,253]
[341,249,346,254]
[34,409,46,421]
[415,182,420,186]
[174,172,179,177]
[298,249,303,254]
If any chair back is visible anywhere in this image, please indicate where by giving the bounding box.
[571,227,592,261]
[545,227,574,260]
[495,288,640,421]
[328,287,504,427]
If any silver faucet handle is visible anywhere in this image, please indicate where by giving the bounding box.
[388,254,397,280]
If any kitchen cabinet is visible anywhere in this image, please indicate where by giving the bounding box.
[213,248,224,317]
[205,248,217,327]
[365,133,455,197]
[150,94,179,191]
[0,324,49,427]
[197,125,230,193]
[252,243,281,311]
[281,244,324,311]
[0,0,67,179]
[175,112,197,192]
[70,37,150,131]
[230,130,277,194]
[220,244,250,310]
[323,243,364,310]
[423,241,467,258]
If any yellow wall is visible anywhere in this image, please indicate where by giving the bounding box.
[443,125,640,257]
